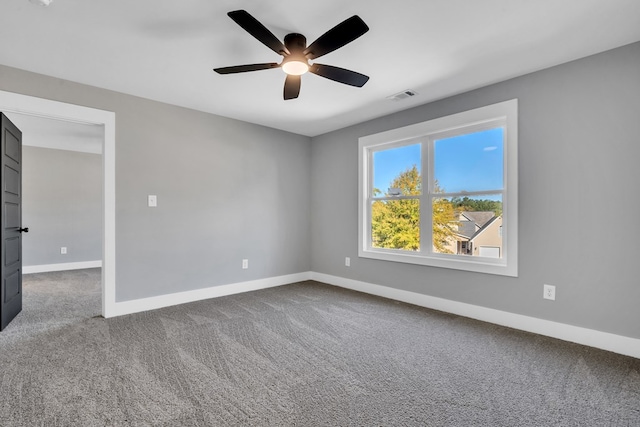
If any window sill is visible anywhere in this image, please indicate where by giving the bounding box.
[359,248,518,277]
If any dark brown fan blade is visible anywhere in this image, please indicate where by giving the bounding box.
[283,74,301,100]
[228,10,288,56]
[214,63,280,74]
[309,64,369,87]
[304,15,369,60]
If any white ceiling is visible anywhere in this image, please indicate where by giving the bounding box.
[1,0,639,137]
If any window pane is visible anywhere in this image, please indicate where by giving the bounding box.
[432,195,503,258]
[371,199,420,251]
[434,128,503,193]
[373,143,421,197]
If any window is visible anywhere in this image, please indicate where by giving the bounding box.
[358,99,518,276]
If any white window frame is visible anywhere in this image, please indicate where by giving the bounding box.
[358,99,518,277]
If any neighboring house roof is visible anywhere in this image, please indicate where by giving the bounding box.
[456,221,478,239]
[469,215,501,241]
[455,211,500,240]
[460,211,495,228]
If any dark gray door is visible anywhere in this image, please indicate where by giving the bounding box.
[1,113,25,330]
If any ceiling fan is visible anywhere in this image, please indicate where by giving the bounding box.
[214,10,370,100]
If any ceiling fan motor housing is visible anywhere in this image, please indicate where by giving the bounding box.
[284,33,307,53]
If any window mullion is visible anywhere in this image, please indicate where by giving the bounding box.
[420,138,433,255]
[372,195,420,202]
[440,189,503,198]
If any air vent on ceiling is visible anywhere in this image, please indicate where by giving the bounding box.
[387,89,418,102]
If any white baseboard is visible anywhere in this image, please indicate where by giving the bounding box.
[107,272,312,318]
[311,272,640,360]
[23,260,102,274]
[98,269,640,359]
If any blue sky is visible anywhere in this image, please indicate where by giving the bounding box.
[373,143,421,192]
[373,127,504,195]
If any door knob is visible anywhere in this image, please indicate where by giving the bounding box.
[18,227,29,233]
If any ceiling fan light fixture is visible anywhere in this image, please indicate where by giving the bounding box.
[281,59,309,76]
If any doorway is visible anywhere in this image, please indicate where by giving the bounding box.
[0,90,116,318]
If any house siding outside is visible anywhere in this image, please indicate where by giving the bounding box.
[470,216,503,258]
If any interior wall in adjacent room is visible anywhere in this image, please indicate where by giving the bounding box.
[22,146,102,267]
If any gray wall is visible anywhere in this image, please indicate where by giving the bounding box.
[310,42,640,340]
[0,65,312,302]
[22,146,102,266]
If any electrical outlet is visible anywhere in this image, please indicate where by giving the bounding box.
[60,247,67,254]
[345,257,351,267]
[242,259,248,269]
[543,284,556,300]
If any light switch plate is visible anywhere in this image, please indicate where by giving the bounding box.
[148,195,157,207]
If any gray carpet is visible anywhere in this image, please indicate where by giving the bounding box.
[1,269,639,426]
